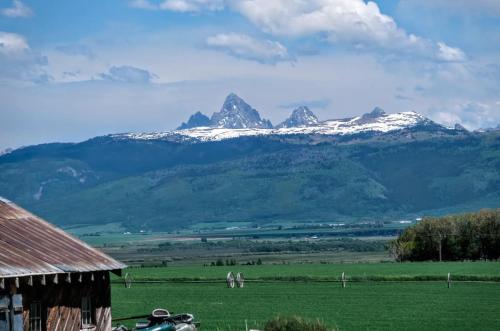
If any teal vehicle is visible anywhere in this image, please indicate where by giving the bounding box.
[113,309,199,331]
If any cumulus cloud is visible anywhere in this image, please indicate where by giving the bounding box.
[0,31,49,84]
[130,0,466,62]
[99,65,157,83]
[231,0,464,62]
[1,0,33,18]
[233,0,398,38]
[130,0,224,12]
[436,42,466,62]
[206,33,290,64]
[0,31,30,54]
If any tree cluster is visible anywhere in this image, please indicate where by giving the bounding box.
[391,209,500,261]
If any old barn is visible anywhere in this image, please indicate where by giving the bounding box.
[0,197,126,331]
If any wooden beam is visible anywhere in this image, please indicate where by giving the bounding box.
[41,275,46,286]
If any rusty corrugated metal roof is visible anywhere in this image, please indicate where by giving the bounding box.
[0,198,126,278]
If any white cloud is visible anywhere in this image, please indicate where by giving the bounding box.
[206,33,290,64]
[233,0,397,38]
[231,0,463,62]
[233,1,406,43]
[0,31,29,54]
[436,42,466,62]
[0,32,49,84]
[129,0,466,62]
[1,0,33,18]
[130,0,224,12]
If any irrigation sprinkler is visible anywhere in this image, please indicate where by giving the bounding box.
[236,272,245,288]
[124,272,132,289]
[227,272,235,288]
[447,273,451,288]
[341,272,346,288]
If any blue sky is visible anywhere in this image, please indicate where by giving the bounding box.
[1,0,500,149]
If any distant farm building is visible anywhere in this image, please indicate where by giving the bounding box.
[0,197,126,331]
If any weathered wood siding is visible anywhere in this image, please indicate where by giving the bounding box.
[7,272,112,331]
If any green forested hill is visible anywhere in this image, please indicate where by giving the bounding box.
[1,131,499,230]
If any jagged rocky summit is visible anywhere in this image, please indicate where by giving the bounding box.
[210,93,273,129]
[276,106,319,128]
[176,93,272,130]
[114,94,467,143]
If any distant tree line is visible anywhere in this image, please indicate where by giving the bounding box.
[391,209,500,261]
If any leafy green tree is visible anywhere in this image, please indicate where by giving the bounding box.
[392,209,500,261]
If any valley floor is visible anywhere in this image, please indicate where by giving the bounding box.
[111,262,500,330]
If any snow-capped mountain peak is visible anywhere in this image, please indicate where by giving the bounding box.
[210,93,273,129]
[276,106,319,128]
[119,95,460,143]
[116,108,455,144]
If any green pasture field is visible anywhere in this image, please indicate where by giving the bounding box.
[112,281,500,330]
[117,262,500,282]
[111,262,500,330]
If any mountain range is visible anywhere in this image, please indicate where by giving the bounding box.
[118,93,457,143]
[1,93,499,231]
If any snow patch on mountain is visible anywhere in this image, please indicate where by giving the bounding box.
[0,148,13,156]
[116,110,445,143]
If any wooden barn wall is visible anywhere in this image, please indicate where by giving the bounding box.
[8,272,112,331]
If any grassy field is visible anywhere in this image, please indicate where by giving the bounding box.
[116,262,500,281]
[112,280,500,330]
[111,262,500,330]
